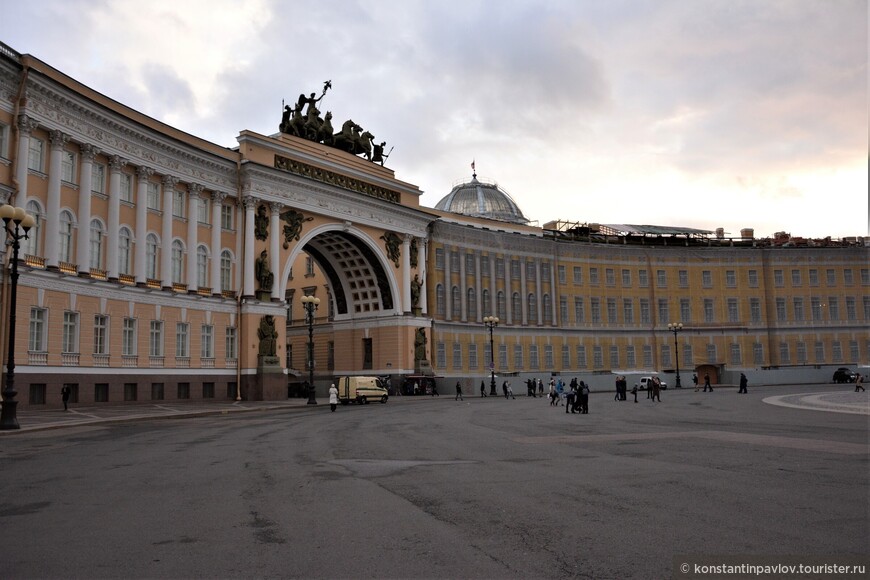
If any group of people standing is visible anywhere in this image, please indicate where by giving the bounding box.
[545,377,590,413]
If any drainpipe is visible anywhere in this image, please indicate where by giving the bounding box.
[235,158,244,401]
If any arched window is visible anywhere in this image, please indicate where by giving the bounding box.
[59,210,74,263]
[527,293,537,324]
[22,200,42,257]
[511,292,521,323]
[118,227,133,275]
[497,291,506,320]
[196,245,208,288]
[451,286,461,319]
[220,250,233,292]
[482,289,491,318]
[146,233,159,280]
[542,294,552,324]
[171,240,184,284]
[436,284,445,316]
[89,219,104,270]
[467,288,477,320]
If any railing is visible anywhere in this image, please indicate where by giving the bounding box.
[59,261,78,274]
[176,357,190,368]
[61,353,80,366]
[89,268,108,280]
[225,358,238,369]
[172,283,188,293]
[28,352,48,365]
[196,286,212,296]
[93,354,110,367]
[119,273,136,285]
[149,356,165,368]
[221,290,236,299]
[146,278,161,289]
[24,255,46,268]
[122,355,138,368]
[201,358,215,368]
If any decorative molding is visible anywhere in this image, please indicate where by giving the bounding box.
[274,154,400,204]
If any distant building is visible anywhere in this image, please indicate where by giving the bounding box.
[0,42,867,411]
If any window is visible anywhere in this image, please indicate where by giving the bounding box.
[774,270,784,287]
[122,318,137,356]
[525,260,535,280]
[173,190,185,217]
[149,321,164,357]
[610,346,619,369]
[680,299,690,323]
[730,343,742,365]
[527,294,537,324]
[513,344,524,370]
[62,311,79,354]
[544,345,554,368]
[451,286,461,318]
[495,258,505,278]
[305,256,314,276]
[683,344,693,368]
[94,383,109,402]
[176,323,189,358]
[678,270,687,288]
[178,383,190,399]
[119,228,133,275]
[826,269,836,286]
[753,342,764,365]
[828,297,839,321]
[626,345,636,368]
[29,308,47,352]
[120,173,133,203]
[499,344,508,369]
[558,265,566,284]
[203,382,215,399]
[640,299,650,324]
[198,196,209,224]
[657,299,669,325]
[727,298,739,323]
[362,338,372,370]
[590,298,601,323]
[704,299,715,323]
[0,122,8,158]
[861,269,870,285]
[196,246,208,288]
[776,298,786,322]
[434,248,445,270]
[796,341,807,364]
[638,269,649,287]
[656,270,666,287]
[542,294,553,324]
[541,261,550,280]
[589,268,599,285]
[171,240,185,284]
[562,344,571,368]
[607,298,617,324]
[94,315,108,355]
[702,270,712,287]
[467,289,477,319]
[511,259,520,279]
[623,269,633,287]
[28,137,44,172]
[605,268,615,286]
[793,298,804,321]
[59,210,74,263]
[844,269,854,285]
[201,325,214,359]
[791,269,801,286]
[811,297,823,321]
[29,384,46,405]
[124,383,138,402]
[468,343,478,369]
[832,341,842,363]
[706,343,717,363]
[225,327,237,360]
[574,297,584,323]
[61,150,76,183]
[146,234,159,280]
[849,340,859,362]
[845,297,856,320]
[576,345,587,368]
[661,345,670,368]
[748,270,758,287]
[864,297,870,321]
[510,293,520,321]
[435,285,445,316]
[482,255,490,277]
[750,298,761,323]
[147,182,160,210]
[92,164,106,194]
[529,344,539,369]
[22,201,42,257]
[809,269,819,286]
[436,342,446,368]
[220,250,233,292]
[593,346,603,368]
[779,342,790,364]
[573,267,582,285]
[89,219,104,270]
[643,345,652,368]
[221,203,234,230]
[725,270,736,287]
[465,253,475,275]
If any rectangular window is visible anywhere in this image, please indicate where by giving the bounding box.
[576,345,587,368]
[861,268,870,285]
[94,314,108,355]
[558,265,566,284]
[810,297,823,321]
[29,308,47,352]
[452,342,462,369]
[826,269,836,286]
[809,269,819,286]
[92,164,105,194]
[750,298,761,323]
[609,345,619,369]
[541,261,550,281]
[657,299,669,325]
[844,269,854,285]
[683,344,693,368]
[791,269,801,286]
[574,297,584,323]
[225,327,237,360]
[702,270,713,287]
[526,261,536,281]
[120,173,133,202]
[626,345,636,368]
[198,197,210,224]
[706,343,717,363]
[680,298,690,323]
[623,299,634,324]
[828,297,839,321]
[468,343,478,369]
[362,337,372,369]
[147,182,160,210]
[61,150,76,183]
[748,270,759,287]
[607,298,617,323]
[725,270,736,287]
[793,298,804,321]
[178,382,190,399]
[465,253,475,275]
[678,270,688,288]
[589,268,599,285]
[495,258,504,278]
[513,344,524,370]
[832,341,842,363]
[727,298,739,323]
[776,298,786,322]
[573,267,582,285]
[94,383,109,403]
[656,270,667,287]
[62,311,79,354]
[796,342,807,364]
[436,342,446,368]
[435,248,445,270]
[845,297,856,320]
[221,204,234,230]
[704,299,715,323]
[176,322,189,358]
[28,137,44,172]
[753,342,764,365]
[149,321,164,357]
[560,296,568,322]
[481,255,490,277]
[544,344,554,368]
[779,342,790,364]
[661,344,671,368]
[638,269,649,287]
[849,340,859,362]
[173,190,185,217]
[605,268,615,286]
[201,325,214,359]
[529,344,539,370]
[730,343,741,365]
[640,299,651,324]
[511,259,520,279]
[122,318,137,356]
[124,383,138,402]
[152,382,165,401]
[622,269,632,287]
[774,269,785,287]
[592,346,603,368]
[561,344,570,368]
[0,122,8,159]
[643,345,652,368]
[203,382,215,399]
[499,344,508,369]
[590,298,601,323]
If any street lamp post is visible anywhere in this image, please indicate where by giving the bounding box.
[483,316,499,396]
[667,322,684,389]
[0,204,35,430]
[301,295,320,405]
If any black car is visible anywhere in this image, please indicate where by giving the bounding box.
[832,367,858,383]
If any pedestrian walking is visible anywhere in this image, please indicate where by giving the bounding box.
[566,385,576,413]
[480,380,487,397]
[855,373,865,392]
[614,377,621,401]
[693,374,699,392]
[703,373,713,392]
[651,377,661,402]
[61,385,71,411]
[455,381,464,401]
[431,382,439,396]
[548,383,557,406]
[328,383,338,412]
[538,378,544,396]
[631,385,638,403]
[738,373,748,394]
[503,380,509,399]
[580,382,590,414]
[507,381,515,399]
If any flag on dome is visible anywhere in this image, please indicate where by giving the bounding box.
[471,160,475,171]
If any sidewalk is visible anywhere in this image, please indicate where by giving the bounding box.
[0,398,321,434]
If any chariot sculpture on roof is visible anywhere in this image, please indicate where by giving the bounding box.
[279,81,391,165]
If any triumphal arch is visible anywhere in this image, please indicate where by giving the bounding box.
[236,87,434,399]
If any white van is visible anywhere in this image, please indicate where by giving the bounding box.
[335,376,389,405]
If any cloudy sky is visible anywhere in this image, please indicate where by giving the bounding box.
[2,0,867,238]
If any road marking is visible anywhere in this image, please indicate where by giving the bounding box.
[763,391,869,416]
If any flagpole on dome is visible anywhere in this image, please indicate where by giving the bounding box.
[471,159,476,179]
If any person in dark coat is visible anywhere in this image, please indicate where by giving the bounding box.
[455,381,463,401]
[703,373,713,392]
[579,382,590,413]
[61,385,71,411]
[738,373,748,394]
[480,380,487,397]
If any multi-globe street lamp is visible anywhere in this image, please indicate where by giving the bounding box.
[0,204,36,430]
[301,295,321,405]
[667,322,684,389]
[483,316,499,396]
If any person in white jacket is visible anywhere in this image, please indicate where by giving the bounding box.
[329,384,339,412]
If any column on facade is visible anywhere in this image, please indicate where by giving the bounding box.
[488,252,496,319]
[535,260,543,325]
[417,238,428,314]
[446,248,453,321]
[242,196,256,297]
[520,257,528,325]
[459,248,467,321]
[76,144,98,273]
[270,202,282,301]
[107,155,125,279]
[13,115,38,207]
[503,254,512,324]
[210,191,226,294]
[160,175,177,288]
[44,129,68,269]
[402,234,412,313]
[186,183,202,289]
[550,261,557,325]
[134,166,153,284]
[474,251,482,322]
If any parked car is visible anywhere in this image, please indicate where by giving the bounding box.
[832,368,858,383]
[635,376,668,390]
